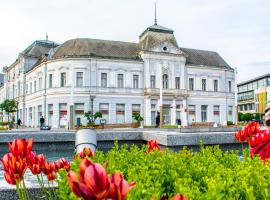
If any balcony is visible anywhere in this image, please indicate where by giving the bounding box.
[144,88,188,98]
[188,90,235,98]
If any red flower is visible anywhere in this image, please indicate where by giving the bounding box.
[54,158,70,172]
[47,172,56,181]
[27,151,41,175]
[79,147,94,159]
[235,122,260,142]
[37,154,46,170]
[0,153,27,185]
[107,172,136,200]
[172,194,188,200]
[147,140,161,153]
[8,138,33,158]
[67,159,110,200]
[250,130,270,160]
[42,161,55,175]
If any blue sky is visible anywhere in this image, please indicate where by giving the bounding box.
[0,0,269,82]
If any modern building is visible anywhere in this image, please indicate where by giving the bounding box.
[237,74,270,115]
[0,21,236,128]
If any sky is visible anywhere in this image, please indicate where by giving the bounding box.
[0,0,269,83]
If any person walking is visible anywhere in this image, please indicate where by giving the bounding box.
[17,118,22,127]
[155,112,160,128]
[40,116,45,128]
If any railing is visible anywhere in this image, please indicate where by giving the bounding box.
[188,90,234,97]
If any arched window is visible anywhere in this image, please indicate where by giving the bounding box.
[163,74,169,89]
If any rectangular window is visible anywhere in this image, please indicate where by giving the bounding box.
[213,105,220,123]
[116,104,125,123]
[49,74,53,88]
[60,72,66,87]
[201,105,208,122]
[133,75,139,89]
[175,77,180,89]
[30,82,32,94]
[214,80,218,92]
[38,77,42,90]
[202,79,206,91]
[48,104,53,126]
[228,106,233,121]
[117,74,124,88]
[18,82,20,96]
[228,81,232,93]
[132,104,141,122]
[101,73,107,87]
[76,72,83,87]
[189,78,194,91]
[26,84,28,94]
[150,75,156,88]
[75,103,84,126]
[59,103,68,128]
[99,103,109,123]
[188,105,196,123]
[34,81,36,92]
[38,105,42,118]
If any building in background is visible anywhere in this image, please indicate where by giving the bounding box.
[0,21,236,128]
[237,74,270,117]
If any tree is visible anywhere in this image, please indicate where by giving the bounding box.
[0,99,17,123]
[132,113,144,124]
[84,111,102,125]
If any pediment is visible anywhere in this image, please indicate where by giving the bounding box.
[149,42,184,55]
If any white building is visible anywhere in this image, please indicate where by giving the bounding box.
[0,22,236,128]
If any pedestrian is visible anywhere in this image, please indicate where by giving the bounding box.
[177,118,182,128]
[155,112,160,128]
[265,100,270,130]
[40,116,45,128]
[17,118,21,127]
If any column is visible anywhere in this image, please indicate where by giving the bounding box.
[171,98,176,125]
[144,97,151,126]
[181,99,188,127]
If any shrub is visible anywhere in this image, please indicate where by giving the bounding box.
[57,143,270,199]
[0,122,9,126]
[227,121,234,126]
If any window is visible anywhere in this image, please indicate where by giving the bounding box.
[26,83,28,94]
[75,103,85,126]
[228,106,233,121]
[175,77,180,89]
[38,77,42,90]
[30,82,32,94]
[18,81,20,96]
[116,104,125,123]
[188,105,196,123]
[201,105,208,122]
[76,72,83,87]
[49,74,53,88]
[202,79,206,91]
[163,74,169,89]
[48,104,53,126]
[132,104,141,122]
[101,73,107,87]
[228,81,232,93]
[60,72,66,87]
[213,105,220,123]
[117,74,124,88]
[99,103,109,123]
[214,80,218,92]
[34,81,36,93]
[150,75,156,88]
[133,75,139,89]
[38,105,42,118]
[189,78,194,91]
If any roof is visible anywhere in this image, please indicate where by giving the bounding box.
[180,48,231,68]
[139,24,174,38]
[238,74,270,86]
[52,38,142,61]
[22,40,59,58]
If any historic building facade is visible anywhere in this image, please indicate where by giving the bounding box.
[0,23,236,128]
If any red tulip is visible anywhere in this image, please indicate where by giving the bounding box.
[8,138,33,158]
[26,151,41,175]
[147,140,161,153]
[79,147,94,159]
[172,194,188,200]
[37,154,46,170]
[54,158,70,172]
[250,131,270,160]
[235,122,260,142]
[42,161,55,175]
[47,172,56,181]
[107,172,135,200]
[67,159,110,200]
[0,153,27,185]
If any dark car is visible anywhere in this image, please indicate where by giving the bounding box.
[251,119,264,125]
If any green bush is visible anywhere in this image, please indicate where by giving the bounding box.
[162,125,178,129]
[0,122,9,126]
[57,144,270,200]
[227,121,234,126]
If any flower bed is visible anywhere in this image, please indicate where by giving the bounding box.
[57,142,270,199]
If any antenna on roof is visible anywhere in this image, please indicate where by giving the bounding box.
[154,2,157,25]
[46,33,48,41]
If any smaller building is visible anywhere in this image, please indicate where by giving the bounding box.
[237,74,270,116]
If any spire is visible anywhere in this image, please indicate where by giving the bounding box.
[154,2,157,25]
[46,33,48,41]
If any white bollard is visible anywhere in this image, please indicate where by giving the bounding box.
[75,129,97,154]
